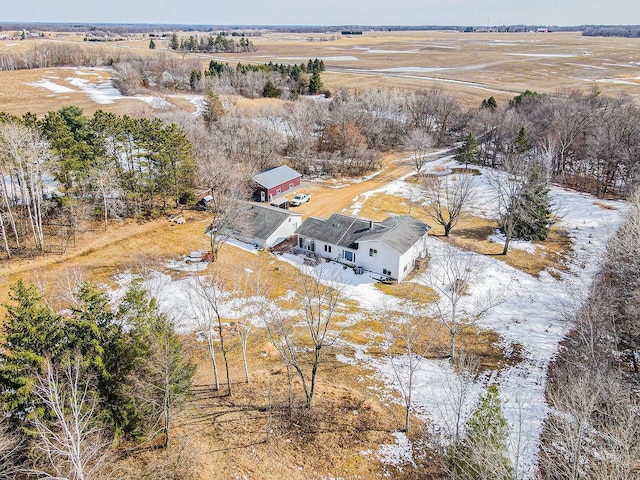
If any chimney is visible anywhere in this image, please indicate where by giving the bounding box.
[369,220,373,230]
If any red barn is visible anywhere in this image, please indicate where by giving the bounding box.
[252,165,301,202]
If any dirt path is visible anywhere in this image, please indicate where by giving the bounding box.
[292,147,455,219]
[293,153,412,219]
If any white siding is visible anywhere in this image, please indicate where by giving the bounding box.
[265,215,302,247]
[396,233,429,281]
[357,232,430,281]
[298,238,357,265]
[356,240,401,279]
[298,231,429,282]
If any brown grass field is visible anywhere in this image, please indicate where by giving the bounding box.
[2,30,640,116]
[0,29,631,478]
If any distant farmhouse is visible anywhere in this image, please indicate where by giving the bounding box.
[231,202,302,249]
[296,214,430,282]
[252,166,301,203]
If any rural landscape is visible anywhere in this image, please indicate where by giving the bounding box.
[0,16,639,480]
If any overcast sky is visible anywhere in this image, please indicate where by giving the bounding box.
[2,1,639,26]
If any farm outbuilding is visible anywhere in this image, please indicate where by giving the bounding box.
[252,165,301,202]
[232,202,302,249]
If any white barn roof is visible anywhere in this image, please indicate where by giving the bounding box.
[252,166,301,190]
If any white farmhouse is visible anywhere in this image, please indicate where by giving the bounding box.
[295,214,430,282]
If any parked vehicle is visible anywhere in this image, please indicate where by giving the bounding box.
[290,193,311,206]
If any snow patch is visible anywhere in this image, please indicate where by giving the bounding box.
[26,79,75,94]
[376,431,416,468]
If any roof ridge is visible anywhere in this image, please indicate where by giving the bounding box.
[335,217,360,246]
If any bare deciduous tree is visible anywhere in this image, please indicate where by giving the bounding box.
[198,154,252,261]
[31,355,110,480]
[422,174,476,237]
[423,244,500,359]
[0,121,53,253]
[262,263,345,408]
[189,269,233,395]
[436,351,480,447]
[405,129,434,177]
[231,264,265,384]
[382,307,439,433]
[0,416,22,480]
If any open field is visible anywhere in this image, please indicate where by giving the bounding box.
[1,30,640,116]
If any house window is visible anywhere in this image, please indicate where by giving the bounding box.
[344,251,354,262]
[276,188,281,195]
[383,268,391,276]
[369,248,377,258]
[289,182,294,188]
[403,264,408,272]
[324,244,332,253]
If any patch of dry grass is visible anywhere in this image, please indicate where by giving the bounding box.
[443,215,573,277]
[375,281,437,304]
[593,200,618,210]
[357,193,413,220]
[340,315,385,346]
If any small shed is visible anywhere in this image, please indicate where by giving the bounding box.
[252,166,301,202]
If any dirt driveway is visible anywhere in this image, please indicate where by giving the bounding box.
[288,153,412,219]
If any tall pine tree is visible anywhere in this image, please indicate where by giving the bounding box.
[0,281,64,419]
[308,70,323,94]
[451,384,513,479]
[455,132,479,168]
[511,165,553,241]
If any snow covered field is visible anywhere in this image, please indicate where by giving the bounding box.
[25,68,204,112]
[112,156,624,478]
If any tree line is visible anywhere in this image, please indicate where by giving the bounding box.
[465,89,640,198]
[539,189,640,479]
[0,107,194,257]
[169,32,257,53]
[199,58,327,99]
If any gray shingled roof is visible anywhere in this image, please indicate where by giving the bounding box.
[242,203,301,240]
[296,214,430,254]
[252,165,301,190]
[295,214,382,249]
[358,216,431,254]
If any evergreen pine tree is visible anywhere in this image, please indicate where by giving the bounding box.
[514,126,530,154]
[202,89,225,127]
[481,96,498,110]
[451,384,513,479]
[169,32,179,50]
[0,280,64,418]
[120,282,194,447]
[455,132,479,168]
[308,70,323,94]
[190,70,201,91]
[262,80,282,98]
[149,38,156,50]
[511,166,553,241]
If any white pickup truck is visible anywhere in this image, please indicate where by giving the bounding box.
[290,193,311,206]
